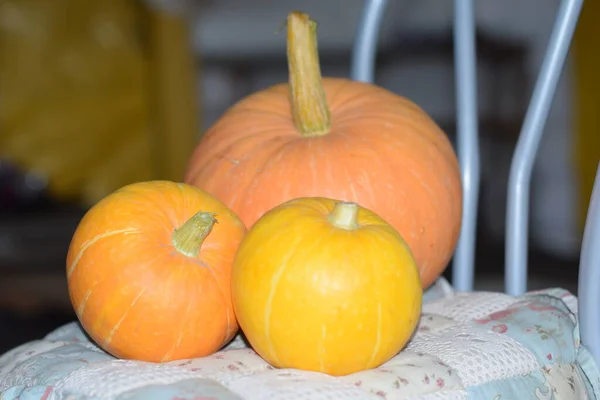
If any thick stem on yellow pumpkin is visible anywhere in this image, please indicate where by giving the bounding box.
[172,211,217,257]
[328,202,360,230]
[287,11,331,137]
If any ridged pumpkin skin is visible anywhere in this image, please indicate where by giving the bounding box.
[185,78,462,289]
[231,197,423,376]
[67,181,246,362]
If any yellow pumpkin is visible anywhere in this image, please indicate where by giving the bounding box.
[231,197,422,376]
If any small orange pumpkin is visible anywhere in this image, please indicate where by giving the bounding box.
[185,11,462,289]
[67,181,246,362]
[231,197,423,376]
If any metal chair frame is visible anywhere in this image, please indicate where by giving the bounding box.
[351,0,598,366]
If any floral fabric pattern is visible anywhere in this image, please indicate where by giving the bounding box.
[0,278,598,400]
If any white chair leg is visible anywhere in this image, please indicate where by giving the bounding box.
[578,162,600,367]
[505,0,583,295]
[350,0,388,83]
[452,0,479,292]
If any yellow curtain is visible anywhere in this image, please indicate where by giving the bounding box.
[573,0,600,231]
[146,5,201,183]
[0,0,199,206]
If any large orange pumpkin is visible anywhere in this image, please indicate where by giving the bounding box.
[185,11,462,289]
[231,197,423,376]
[67,180,246,362]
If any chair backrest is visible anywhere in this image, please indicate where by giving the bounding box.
[350,0,584,294]
[350,0,599,364]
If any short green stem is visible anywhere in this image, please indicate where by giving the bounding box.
[328,202,360,230]
[172,211,217,257]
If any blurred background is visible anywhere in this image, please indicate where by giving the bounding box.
[0,0,598,354]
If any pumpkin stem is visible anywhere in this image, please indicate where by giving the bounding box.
[172,211,217,257]
[287,11,331,137]
[328,202,360,230]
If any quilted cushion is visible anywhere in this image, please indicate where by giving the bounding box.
[1,279,599,400]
